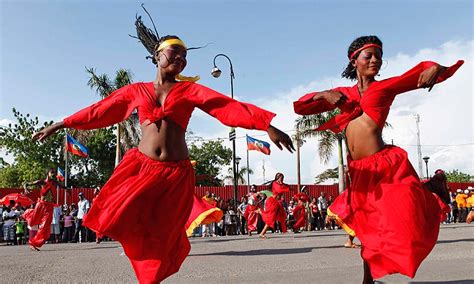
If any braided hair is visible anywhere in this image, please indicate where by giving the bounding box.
[341,35,383,80]
[130,4,203,65]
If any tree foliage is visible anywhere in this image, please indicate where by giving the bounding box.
[0,108,64,187]
[0,109,117,188]
[315,167,338,184]
[445,169,471,183]
[224,166,254,185]
[189,140,232,186]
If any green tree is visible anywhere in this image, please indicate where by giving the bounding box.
[295,110,346,193]
[315,167,338,184]
[0,108,117,188]
[224,166,254,185]
[85,67,139,163]
[189,140,232,186]
[68,128,116,187]
[445,169,471,183]
[0,108,63,187]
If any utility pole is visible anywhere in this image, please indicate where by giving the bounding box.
[414,114,424,178]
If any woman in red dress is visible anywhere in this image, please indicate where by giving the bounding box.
[32,11,294,283]
[22,168,63,251]
[259,173,290,239]
[294,35,461,283]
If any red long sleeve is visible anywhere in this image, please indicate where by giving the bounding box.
[293,60,464,133]
[63,84,139,130]
[188,83,275,131]
[379,60,464,96]
[293,87,346,115]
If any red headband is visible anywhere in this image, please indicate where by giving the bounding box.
[349,43,382,60]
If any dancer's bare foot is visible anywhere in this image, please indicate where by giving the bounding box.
[344,243,361,248]
[259,234,268,239]
[29,244,40,251]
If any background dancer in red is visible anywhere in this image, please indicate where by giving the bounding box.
[22,168,63,251]
[294,35,462,283]
[244,192,260,236]
[292,192,308,233]
[31,9,294,283]
[259,173,289,239]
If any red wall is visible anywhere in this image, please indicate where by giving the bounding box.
[2,182,472,206]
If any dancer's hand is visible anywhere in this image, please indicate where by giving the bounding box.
[32,121,64,141]
[267,125,295,153]
[319,91,346,105]
[23,184,30,194]
[417,64,447,92]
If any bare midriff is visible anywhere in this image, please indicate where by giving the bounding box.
[345,112,385,160]
[138,118,189,161]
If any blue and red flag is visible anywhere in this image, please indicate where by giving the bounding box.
[56,167,65,181]
[246,135,271,155]
[66,134,88,158]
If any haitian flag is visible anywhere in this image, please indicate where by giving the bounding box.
[66,134,88,158]
[56,167,65,181]
[246,135,271,155]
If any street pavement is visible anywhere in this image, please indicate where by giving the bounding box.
[1,223,473,283]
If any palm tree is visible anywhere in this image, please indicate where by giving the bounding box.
[85,67,140,165]
[295,110,346,193]
[224,166,254,185]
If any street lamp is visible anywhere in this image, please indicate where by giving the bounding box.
[235,156,241,185]
[211,53,238,205]
[423,156,430,179]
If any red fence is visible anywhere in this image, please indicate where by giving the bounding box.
[1,182,472,206]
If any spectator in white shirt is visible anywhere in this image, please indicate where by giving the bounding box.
[72,192,90,243]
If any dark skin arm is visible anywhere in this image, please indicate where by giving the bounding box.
[315,64,448,105]
[417,64,447,91]
[32,121,64,142]
[267,125,295,153]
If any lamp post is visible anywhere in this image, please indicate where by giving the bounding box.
[423,156,430,179]
[211,54,238,205]
[235,156,241,199]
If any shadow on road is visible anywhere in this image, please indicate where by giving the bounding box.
[436,238,474,244]
[189,245,343,257]
[44,245,121,252]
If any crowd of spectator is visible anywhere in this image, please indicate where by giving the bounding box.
[2,185,474,244]
[194,186,341,237]
[1,191,109,246]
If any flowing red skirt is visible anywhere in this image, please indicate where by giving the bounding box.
[185,195,223,237]
[22,200,54,248]
[292,205,306,230]
[83,148,195,283]
[244,204,260,232]
[261,196,287,232]
[328,146,449,279]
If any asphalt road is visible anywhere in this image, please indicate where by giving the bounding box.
[1,223,473,283]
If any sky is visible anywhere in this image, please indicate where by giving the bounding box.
[1,0,473,185]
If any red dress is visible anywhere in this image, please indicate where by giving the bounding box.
[294,60,461,279]
[23,179,56,248]
[63,81,275,283]
[292,205,305,230]
[260,182,290,232]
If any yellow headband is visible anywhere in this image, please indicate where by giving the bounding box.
[157,38,187,52]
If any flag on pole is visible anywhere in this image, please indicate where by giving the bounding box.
[56,167,65,181]
[246,135,271,155]
[66,134,88,158]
